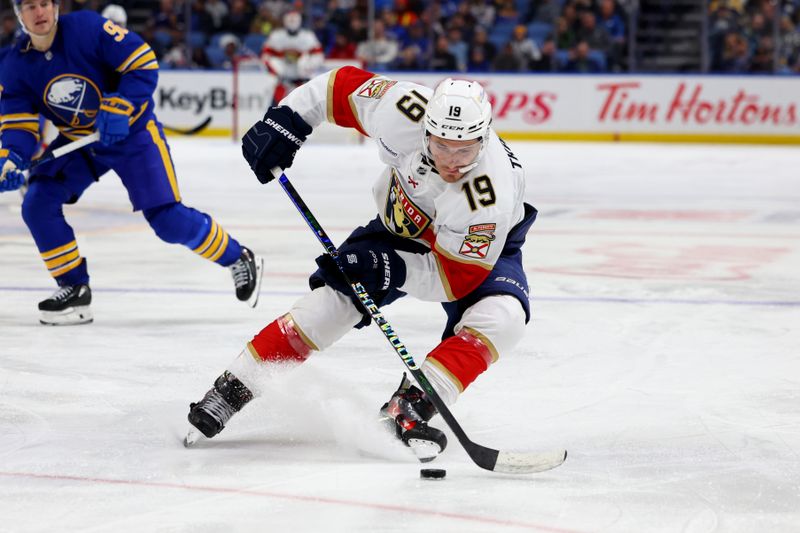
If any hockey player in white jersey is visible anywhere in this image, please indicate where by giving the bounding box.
[260,10,324,105]
[187,68,536,462]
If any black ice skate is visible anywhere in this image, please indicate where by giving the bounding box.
[379,373,447,462]
[38,284,93,326]
[229,246,264,308]
[185,371,254,445]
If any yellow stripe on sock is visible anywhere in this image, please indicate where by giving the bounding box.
[200,223,225,259]
[50,257,83,278]
[41,240,77,260]
[208,231,229,262]
[192,220,219,255]
[44,249,80,270]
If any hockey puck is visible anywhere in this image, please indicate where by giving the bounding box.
[420,468,446,479]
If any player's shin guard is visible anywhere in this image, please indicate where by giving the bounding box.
[379,374,448,462]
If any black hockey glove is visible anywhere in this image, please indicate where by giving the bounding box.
[315,240,407,296]
[241,106,312,184]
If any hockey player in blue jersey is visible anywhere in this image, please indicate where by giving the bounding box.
[0,0,264,325]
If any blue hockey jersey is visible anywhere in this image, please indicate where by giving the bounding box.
[0,11,158,160]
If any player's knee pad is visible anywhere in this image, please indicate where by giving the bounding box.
[288,286,364,350]
[455,295,527,359]
[142,202,206,245]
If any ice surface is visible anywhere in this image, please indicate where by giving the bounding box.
[1,138,798,532]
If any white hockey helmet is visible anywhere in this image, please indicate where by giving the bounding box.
[283,11,302,34]
[101,4,128,28]
[423,78,492,173]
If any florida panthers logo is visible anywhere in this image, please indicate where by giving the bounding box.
[44,74,101,128]
[383,170,431,239]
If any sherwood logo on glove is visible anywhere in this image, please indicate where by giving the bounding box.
[265,118,304,146]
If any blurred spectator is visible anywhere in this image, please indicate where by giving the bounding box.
[492,42,522,71]
[381,8,409,44]
[163,43,190,69]
[226,0,255,36]
[312,15,336,52]
[430,34,459,71]
[152,0,185,45]
[555,16,577,50]
[577,12,611,54]
[250,2,276,36]
[405,21,432,60]
[343,10,368,43]
[205,0,229,33]
[328,32,357,59]
[395,0,421,27]
[469,26,497,65]
[749,35,776,72]
[597,0,626,71]
[355,20,399,69]
[509,24,541,70]
[394,44,424,70]
[494,0,520,24]
[718,31,749,72]
[190,0,215,35]
[469,0,496,28]
[1,13,19,49]
[530,39,557,71]
[446,26,469,71]
[190,46,212,69]
[526,0,560,24]
[467,46,491,71]
[219,33,242,69]
[564,40,604,72]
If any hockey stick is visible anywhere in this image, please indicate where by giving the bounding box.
[22,132,100,178]
[277,171,567,474]
[162,116,212,136]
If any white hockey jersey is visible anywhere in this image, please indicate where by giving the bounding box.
[260,28,324,81]
[281,67,527,303]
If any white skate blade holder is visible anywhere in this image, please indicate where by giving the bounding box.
[247,255,265,308]
[40,306,93,326]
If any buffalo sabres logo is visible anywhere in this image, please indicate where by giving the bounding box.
[44,74,101,128]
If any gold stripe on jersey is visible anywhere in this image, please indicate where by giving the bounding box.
[124,51,158,74]
[346,93,366,134]
[145,120,181,202]
[116,44,151,73]
[130,102,148,124]
[461,326,499,363]
[325,68,339,124]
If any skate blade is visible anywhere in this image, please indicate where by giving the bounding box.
[40,306,93,326]
[247,256,265,308]
[407,438,443,463]
[183,429,205,448]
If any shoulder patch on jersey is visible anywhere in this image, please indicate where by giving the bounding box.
[356,78,397,99]
[459,223,496,259]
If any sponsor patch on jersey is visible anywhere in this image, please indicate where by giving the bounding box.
[459,223,496,259]
[357,78,397,99]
